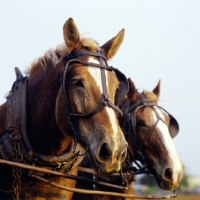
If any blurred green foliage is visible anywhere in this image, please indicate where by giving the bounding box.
[139,173,190,193]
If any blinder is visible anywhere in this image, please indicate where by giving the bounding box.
[168,113,179,138]
[156,106,179,138]
[114,69,129,105]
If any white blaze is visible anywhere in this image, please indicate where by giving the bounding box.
[87,57,118,151]
[151,107,183,180]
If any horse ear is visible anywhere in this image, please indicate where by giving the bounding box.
[127,78,138,102]
[152,80,161,98]
[101,29,125,60]
[63,18,81,52]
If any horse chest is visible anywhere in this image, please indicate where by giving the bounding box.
[20,167,78,200]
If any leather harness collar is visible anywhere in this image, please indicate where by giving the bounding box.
[0,67,79,172]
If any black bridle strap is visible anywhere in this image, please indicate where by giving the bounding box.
[69,96,123,119]
[128,98,157,113]
[65,50,107,62]
[62,59,123,118]
[69,96,108,118]
[151,106,166,124]
[99,52,109,99]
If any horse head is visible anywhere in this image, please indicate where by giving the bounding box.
[120,78,184,190]
[27,18,128,174]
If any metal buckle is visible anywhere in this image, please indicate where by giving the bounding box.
[102,97,110,106]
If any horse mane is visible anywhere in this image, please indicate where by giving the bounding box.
[25,37,99,76]
[142,90,159,101]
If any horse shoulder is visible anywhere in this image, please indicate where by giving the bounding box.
[22,167,78,200]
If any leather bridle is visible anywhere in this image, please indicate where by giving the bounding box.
[123,93,179,173]
[60,50,128,144]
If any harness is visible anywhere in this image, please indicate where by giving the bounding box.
[0,50,129,199]
[0,75,179,199]
[75,152,136,194]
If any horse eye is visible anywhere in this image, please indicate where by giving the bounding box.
[72,79,84,88]
[136,120,145,127]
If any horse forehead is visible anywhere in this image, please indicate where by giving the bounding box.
[86,57,118,94]
[153,107,170,123]
[139,106,169,125]
[86,57,119,141]
[86,57,102,92]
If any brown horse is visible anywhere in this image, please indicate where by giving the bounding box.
[0,18,129,199]
[122,78,184,191]
[73,78,184,200]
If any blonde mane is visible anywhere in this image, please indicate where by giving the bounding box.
[142,90,159,101]
[25,37,99,76]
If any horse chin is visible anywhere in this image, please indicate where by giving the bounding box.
[148,158,184,190]
[98,163,120,174]
[157,180,178,190]
[92,159,121,174]
[155,175,181,190]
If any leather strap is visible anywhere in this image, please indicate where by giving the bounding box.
[65,50,107,62]
[63,59,124,118]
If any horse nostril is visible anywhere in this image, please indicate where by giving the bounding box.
[163,168,173,181]
[99,143,111,161]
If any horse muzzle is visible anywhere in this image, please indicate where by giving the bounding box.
[155,162,184,190]
[90,138,128,174]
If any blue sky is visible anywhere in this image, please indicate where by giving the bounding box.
[0,0,200,178]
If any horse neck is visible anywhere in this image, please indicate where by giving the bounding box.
[27,60,71,155]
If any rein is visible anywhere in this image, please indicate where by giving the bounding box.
[0,159,178,199]
[0,74,179,199]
